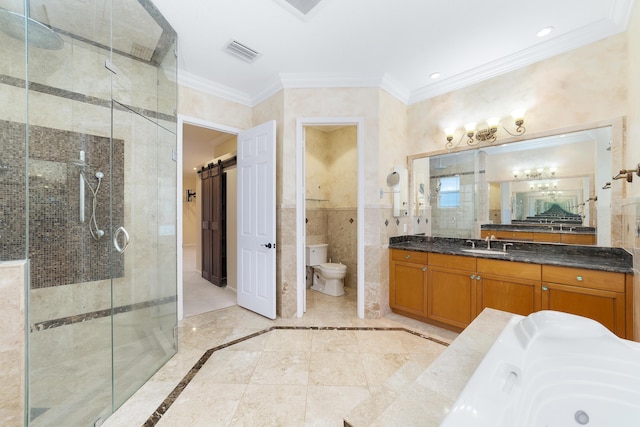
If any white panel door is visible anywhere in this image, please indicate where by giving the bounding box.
[237,120,276,319]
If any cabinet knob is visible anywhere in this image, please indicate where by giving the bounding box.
[576,275,583,282]
[405,255,411,259]
[470,274,476,279]
[476,275,481,281]
[542,285,548,291]
[422,267,427,272]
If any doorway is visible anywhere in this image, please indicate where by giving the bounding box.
[178,117,240,319]
[296,118,365,318]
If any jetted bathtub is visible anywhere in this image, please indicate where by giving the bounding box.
[441,310,640,427]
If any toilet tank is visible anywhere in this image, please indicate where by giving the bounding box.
[305,243,328,266]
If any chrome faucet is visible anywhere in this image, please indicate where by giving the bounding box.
[502,242,513,252]
[485,235,495,250]
[466,240,475,249]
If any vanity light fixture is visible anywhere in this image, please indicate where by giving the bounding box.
[445,110,526,149]
[529,182,557,192]
[612,163,640,183]
[513,166,557,180]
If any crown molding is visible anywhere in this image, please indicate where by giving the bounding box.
[408,14,629,104]
[610,0,636,27]
[179,0,633,109]
[250,77,284,106]
[276,72,410,103]
[279,72,383,88]
[379,74,411,104]
[178,70,253,106]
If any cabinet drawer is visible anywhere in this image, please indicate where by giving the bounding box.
[532,232,561,243]
[542,265,624,292]
[477,258,540,281]
[391,249,428,264]
[429,253,476,271]
[494,230,534,241]
[561,234,596,245]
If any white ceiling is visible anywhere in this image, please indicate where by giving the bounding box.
[151,0,635,106]
[182,124,235,175]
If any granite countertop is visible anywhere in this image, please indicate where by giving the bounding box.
[481,223,595,235]
[389,235,633,274]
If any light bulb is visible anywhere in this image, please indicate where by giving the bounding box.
[487,117,500,128]
[511,109,526,121]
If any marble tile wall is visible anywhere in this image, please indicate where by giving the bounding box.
[276,207,297,318]
[305,208,358,289]
[327,209,358,289]
[0,260,26,425]
[0,120,124,288]
[625,1,640,341]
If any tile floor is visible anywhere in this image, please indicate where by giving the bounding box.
[103,289,459,426]
[183,245,237,317]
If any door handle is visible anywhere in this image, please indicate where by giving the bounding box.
[261,243,275,249]
[113,226,130,254]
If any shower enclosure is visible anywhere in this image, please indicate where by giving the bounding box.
[0,0,178,425]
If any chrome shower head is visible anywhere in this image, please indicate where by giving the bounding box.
[0,9,64,50]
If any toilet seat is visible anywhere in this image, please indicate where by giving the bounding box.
[318,262,346,272]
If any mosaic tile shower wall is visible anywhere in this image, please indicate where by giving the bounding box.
[0,119,124,288]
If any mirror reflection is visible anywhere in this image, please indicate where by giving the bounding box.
[412,126,613,246]
[390,166,408,217]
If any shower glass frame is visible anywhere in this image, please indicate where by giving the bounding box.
[0,0,178,424]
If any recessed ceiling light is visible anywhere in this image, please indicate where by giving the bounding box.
[536,26,554,38]
[430,72,441,79]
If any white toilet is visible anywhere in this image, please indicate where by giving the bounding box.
[305,243,347,297]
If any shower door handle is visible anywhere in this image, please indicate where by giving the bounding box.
[113,226,130,254]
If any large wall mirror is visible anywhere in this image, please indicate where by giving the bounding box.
[409,119,624,247]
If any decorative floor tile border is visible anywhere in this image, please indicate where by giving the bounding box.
[30,296,177,332]
[142,325,450,426]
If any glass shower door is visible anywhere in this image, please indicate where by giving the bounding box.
[110,103,177,407]
[109,0,178,406]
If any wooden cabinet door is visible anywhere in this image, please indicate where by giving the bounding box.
[476,259,541,317]
[541,282,625,337]
[427,266,475,328]
[478,276,540,316]
[390,260,427,316]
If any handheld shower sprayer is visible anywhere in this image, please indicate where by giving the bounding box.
[72,150,105,241]
[84,170,105,240]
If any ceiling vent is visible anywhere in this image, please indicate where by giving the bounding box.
[224,40,261,63]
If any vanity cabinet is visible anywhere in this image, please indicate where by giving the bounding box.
[389,249,428,316]
[542,265,628,337]
[482,230,534,241]
[476,259,541,317]
[481,229,596,245]
[389,248,633,338]
[560,234,596,245]
[427,254,477,328]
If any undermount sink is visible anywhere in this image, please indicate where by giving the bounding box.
[462,248,508,255]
